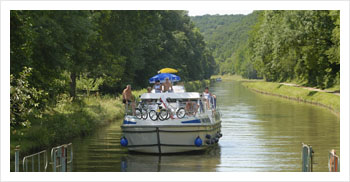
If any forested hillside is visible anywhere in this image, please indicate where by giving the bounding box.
[191,10,340,89]
[192,13,258,77]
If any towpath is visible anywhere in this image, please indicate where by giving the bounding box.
[280,83,340,96]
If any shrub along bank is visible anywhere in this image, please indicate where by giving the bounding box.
[183,79,214,92]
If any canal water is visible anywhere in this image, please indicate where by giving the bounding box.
[71,80,339,172]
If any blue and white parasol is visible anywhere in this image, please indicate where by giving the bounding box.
[149,73,181,83]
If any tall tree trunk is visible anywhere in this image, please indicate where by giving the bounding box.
[70,72,76,98]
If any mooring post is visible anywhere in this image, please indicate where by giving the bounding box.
[328,149,339,172]
[309,146,314,172]
[302,143,313,172]
[15,145,20,172]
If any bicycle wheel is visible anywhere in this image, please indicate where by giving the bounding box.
[158,109,169,120]
[176,108,186,119]
[135,108,142,119]
[141,109,148,120]
[149,110,158,121]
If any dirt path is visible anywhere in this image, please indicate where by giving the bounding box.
[280,83,340,96]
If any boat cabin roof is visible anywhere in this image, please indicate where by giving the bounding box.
[140,92,201,99]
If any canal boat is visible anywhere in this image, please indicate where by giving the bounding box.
[120,86,222,154]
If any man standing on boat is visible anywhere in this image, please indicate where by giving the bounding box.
[162,77,173,92]
[122,84,136,115]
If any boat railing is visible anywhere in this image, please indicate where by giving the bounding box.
[125,97,217,119]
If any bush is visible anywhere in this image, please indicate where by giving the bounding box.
[184,79,212,92]
[10,67,47,134]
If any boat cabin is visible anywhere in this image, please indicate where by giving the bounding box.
[137,92,213,116]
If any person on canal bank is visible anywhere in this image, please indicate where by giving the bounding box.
[162,77,173,93]
[153,80,162,93]
[203,87,216,110]
[122,84,135,115]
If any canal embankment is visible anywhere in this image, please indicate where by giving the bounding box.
[212,75,340,116]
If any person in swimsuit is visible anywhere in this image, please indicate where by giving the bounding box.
[162,77,173,92]
[122,84,135,115]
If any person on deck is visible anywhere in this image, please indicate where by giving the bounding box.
[122,84,135,115]
[185,99,198,116]
[153,80,162,93]
[147,86,152,93]
[203,87,216,110]
[162,77,173,92]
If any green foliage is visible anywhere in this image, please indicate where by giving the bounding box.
[184,79,212,92]
[76,73,104,96]
[11,10,215,98]
[10,67,47,133]
[90,10,215,92]
[249,10,339,88]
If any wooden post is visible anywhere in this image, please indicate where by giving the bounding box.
[302,143,313,172]
[329,149,339,172]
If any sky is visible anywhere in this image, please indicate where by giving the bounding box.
[187,10,254,16]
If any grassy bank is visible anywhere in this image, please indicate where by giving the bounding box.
[242,81,340,114]
[10,95,125,158]
[211,74,263,82]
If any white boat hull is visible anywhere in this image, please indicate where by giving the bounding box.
[121,115,222,154]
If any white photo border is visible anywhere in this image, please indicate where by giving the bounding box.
[1,1,349,181]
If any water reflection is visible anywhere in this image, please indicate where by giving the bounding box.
[120,146,221,172]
